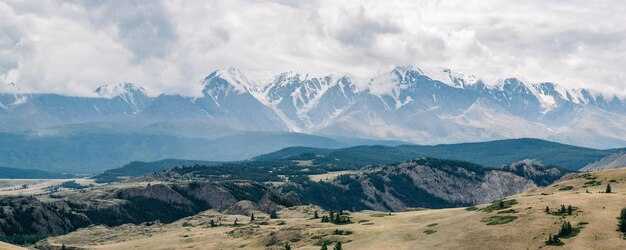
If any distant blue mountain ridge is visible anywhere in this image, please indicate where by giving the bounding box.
[1,66,625,173]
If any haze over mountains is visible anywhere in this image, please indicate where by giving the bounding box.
[2,66,625,148]
[1,66,626,172]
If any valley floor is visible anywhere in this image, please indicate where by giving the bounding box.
[20,168,626,250]
[0,178,97,196]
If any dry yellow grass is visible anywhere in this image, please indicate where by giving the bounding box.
[308,170,356,182]
[0,241,27,250]
[0,178,98,196]
[40,168,626,250]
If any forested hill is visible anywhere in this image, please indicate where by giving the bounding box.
[0,167,74,179]
[93,138,606,183]
[254,138,619,170]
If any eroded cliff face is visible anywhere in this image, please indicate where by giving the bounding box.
[322,159,538,211]
[500,159,567,186]
[0,181,296,243]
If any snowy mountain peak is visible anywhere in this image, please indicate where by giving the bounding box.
[274,70,307,82]
[202,67,253,95]
[94,82,146,98]
[419,67,480,88]
[388,66,481,90]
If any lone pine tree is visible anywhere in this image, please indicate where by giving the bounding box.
[606,183,612,193]
[619,208,626,233]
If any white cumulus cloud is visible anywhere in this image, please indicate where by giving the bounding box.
[0,0,625,97]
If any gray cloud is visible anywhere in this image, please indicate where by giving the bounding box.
[0,2,31,78]
[73,0,177,61]
[1,0,626,96]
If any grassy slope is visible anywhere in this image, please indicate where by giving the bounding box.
[42,168,626,250]
[0,241,26,250]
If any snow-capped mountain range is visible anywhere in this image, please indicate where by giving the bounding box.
[1,66,625,149]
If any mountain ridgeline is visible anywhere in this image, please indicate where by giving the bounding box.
[0,167,75,179]
[1,66,626,173]
[254,138,617,170]
[0,131,405,173]
[91,138,600,183]
[1,67,626,153]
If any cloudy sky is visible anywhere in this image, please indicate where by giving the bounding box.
[1,0,625,96]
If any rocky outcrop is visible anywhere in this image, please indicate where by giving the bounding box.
[0,197,90,239]
[500,159,567,186]
[288,158,550,212]
[580,151,626,171]
[0,181,299,245]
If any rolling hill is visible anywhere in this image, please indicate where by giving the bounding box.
[255,138,620,170]
[0,167,74,179]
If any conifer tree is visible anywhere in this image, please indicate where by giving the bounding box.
[320,241,328,250]
[250,213,255,221]
[270,211,278,219]
[334,213,341,224]
[285,242,291,250]
[210,219,215,227]
[559,221,572,236]
[545,206,549,213]
[606,183,612,193]
[234,218,238,226]
[547,233,561,245]
[330,211,335,222]
[321,215,329,223]
[314,210,319,219]
[567,205,572,215]
[333,242,342,250]
[619,208,626,233]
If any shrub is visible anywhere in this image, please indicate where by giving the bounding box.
[480,199,518,213]
[481,216,517,225]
